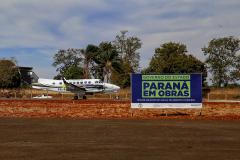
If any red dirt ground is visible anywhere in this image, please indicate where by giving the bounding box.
[0,99,240,120]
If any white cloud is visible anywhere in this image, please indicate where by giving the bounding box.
[0,0,240,77]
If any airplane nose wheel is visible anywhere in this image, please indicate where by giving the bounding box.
[74,95,78,100]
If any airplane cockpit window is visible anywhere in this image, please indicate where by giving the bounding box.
[99,80,103,83]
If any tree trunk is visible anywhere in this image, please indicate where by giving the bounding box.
[84,60,90,79]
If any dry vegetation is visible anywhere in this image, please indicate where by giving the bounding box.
[0,88,131,100]
[207,88,240,101]
[0,88,239,101]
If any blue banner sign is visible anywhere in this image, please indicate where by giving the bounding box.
[131,74,202,108]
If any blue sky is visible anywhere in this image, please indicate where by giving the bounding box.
[0,0,240,78]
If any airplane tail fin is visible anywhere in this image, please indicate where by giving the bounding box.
[62,77,68,84]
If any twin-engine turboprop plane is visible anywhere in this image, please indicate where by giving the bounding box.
[32,78,120,99]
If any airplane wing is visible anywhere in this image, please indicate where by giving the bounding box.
[62,77,86,93]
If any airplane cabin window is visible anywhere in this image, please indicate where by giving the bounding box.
[73,82,75,84]
[84,81,87,84]
[88,81,91,84]
[52,82,55,85]
[77,82,79,84]
[80,82,83,84]
[59,82,62,85]
[95,81,98,83]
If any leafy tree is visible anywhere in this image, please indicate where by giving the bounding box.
[94,42,122,82]
[114,30,141,72]
[112,31,142,87]
[0,59,21,88]
[202,36,240,87]
[80,44,99,79]
[52,48,83,79]
[54,65,84,79]
[143,42,207,84]
[53,48,82,72]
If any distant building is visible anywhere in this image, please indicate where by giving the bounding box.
[18,66,39,85]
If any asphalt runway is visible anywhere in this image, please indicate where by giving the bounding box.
[0,118,239,160]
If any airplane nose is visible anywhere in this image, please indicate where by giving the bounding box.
[114,85,120,91]
[104,83,120,92]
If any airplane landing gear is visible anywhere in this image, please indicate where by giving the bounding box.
[73,95,79,100]
[73,93,87,100]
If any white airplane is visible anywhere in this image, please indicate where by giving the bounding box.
[32,78,120,99]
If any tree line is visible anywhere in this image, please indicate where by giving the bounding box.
[0,58,21,88]
[52,31,141,88]
[0,32,240,88]
[52,32,240,88]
